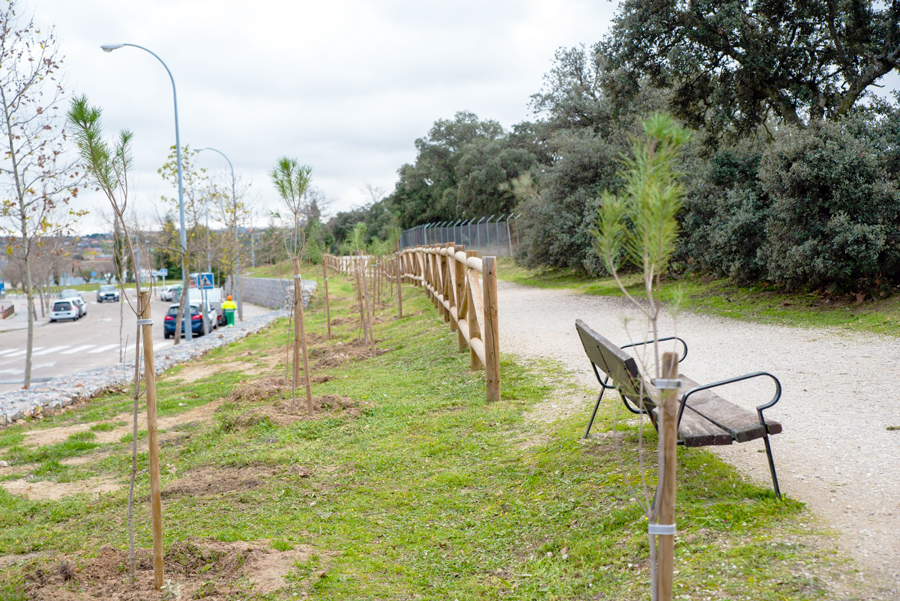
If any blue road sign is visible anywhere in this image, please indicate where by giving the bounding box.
[199,272,215,290]
[159,268,168,276]
[91,271,97,277]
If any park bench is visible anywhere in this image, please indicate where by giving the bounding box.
[575,319,784,498]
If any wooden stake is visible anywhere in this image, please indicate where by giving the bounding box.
[656,351,680,601]
[139,291,164,590]
[322,257,332,339]
[483,256,500,402]
[354,266,366,346]
[293,259,313,414]
[360,253,376,357]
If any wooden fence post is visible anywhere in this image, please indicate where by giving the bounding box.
[396,254,403,318]
[482,256,500,402]
[656,351,680,601]
[454,246,467,352]
[139,291,164,589]
[322,257,332,339]
[465,250,482,372]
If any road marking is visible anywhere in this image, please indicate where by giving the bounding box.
[88,344,119,354]
[0,368,24,375]
[0,348,20,357]
[154,341,173,351]
[7,347,43,357]
[61,345,95,355]
[33,362,57,369]
[32,346,70,357]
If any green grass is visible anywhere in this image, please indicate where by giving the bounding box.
[499,258,900,335]
[244,259,315,279]
[0,269,852,599]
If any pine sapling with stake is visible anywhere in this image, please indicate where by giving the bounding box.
[593,113,690,601]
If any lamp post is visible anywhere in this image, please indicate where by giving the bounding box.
[101,43,192,341]
[197,147,242,322]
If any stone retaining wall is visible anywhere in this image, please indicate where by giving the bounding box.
[225,276,316,310]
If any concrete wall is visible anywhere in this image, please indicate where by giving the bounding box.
[225,276,316,310]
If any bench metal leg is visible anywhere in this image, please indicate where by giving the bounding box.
[583,384,607,439]
[762,432,781,500]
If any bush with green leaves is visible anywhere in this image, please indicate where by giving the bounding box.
[679,146,771,282]
[758,120,900,291]
[515,129,622,275]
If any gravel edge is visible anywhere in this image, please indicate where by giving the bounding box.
[0,309,287,426]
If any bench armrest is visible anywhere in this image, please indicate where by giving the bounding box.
[621,336,689,363]
[678,371,782,433]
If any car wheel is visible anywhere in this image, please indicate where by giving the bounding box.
[50,318,55,322]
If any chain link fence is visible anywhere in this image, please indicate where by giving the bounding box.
[400,215,521,256]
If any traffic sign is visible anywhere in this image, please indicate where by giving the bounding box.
[199,272,215,290]
[159,268,168,276]
[91,271,97,277]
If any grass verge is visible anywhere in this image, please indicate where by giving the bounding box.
[0,269,852,599]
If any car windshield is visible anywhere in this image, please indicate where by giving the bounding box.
[99,285,115,292]
[52,301,72,310]
[167,305,199,316]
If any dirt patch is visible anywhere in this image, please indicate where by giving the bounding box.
[160,465,279,500]
[227,376,287,404]
[24,400,222,449]
[2,476,121,500]
[171,359,266,384]
[230,394,370,428]
[22,538,311,600]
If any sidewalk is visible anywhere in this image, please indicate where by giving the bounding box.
[0,299,44,333]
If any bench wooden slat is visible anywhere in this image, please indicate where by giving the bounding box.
[679,376,782,442]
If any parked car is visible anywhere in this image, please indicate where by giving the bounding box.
[71,297,87,318]
[159,285,177,301]
[163,303,217,338]
[59,289,82,301]
[96,284,120,303]
[50,299,79,322]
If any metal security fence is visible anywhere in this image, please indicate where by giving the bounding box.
[400,215,520,257]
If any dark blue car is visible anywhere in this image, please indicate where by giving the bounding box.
[163,303,215,338]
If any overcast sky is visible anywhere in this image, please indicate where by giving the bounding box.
[26,0,621,234]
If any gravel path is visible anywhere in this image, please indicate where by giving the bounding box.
[497,281,899,597]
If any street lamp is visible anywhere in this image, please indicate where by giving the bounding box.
[101,43,192,341]
[197,147,242,322]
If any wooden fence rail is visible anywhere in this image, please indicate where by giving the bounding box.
[325,245,500,402]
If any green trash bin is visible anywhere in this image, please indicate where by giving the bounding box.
[225,309,235,327]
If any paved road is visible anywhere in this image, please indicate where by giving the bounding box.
[0,292,270,393]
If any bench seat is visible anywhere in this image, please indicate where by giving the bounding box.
[664,376,782,447]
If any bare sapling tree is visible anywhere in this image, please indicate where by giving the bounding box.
[593,113,690,601]
[208,172,252,321]
[0,1,84,388]
[270,157,313,413]
[68,95,166,590]
[159,146,216,343]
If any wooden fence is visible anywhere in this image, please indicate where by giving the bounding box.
[324,245,500,402]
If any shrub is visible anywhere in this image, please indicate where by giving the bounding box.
[758,120,900,291]
[679,147,771,282]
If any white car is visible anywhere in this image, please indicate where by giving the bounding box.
[159,285,177,301]
[50,299,79,322]
[70,297,87,318]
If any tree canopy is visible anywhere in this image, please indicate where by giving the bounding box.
[602,0,900,135]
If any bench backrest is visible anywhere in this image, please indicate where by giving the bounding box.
[575,319,650,406]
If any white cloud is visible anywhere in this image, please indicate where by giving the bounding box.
[24,0,620,233]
